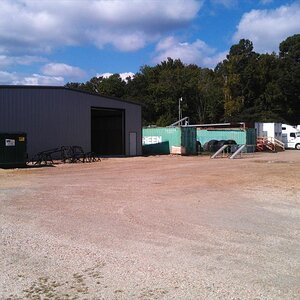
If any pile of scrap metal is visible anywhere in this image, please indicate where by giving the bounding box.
[28,146,100,166]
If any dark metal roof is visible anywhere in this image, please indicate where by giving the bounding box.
[0,85,141,106]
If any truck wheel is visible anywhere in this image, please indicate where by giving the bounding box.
[296,144,300,150]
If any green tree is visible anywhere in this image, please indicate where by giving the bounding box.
[278,34,300,124]
[66,74,126,98]
[66,35,300,125]
[96,74,126,98]
[252,53,285,122]
[218,39,259,121]
[125,58,223,126]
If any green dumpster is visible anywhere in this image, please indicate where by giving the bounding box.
[0,133,27,168]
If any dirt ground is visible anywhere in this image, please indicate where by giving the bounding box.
[0,151,300,300]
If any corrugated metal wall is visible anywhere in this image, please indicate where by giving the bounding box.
[181,127,197,154]
[197,129,246,145]
[246,128,256,145]
[142,127,196,155]
[0,87,142,158]
[196,128,256,152]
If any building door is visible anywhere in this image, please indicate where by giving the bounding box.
[91,107,125,155]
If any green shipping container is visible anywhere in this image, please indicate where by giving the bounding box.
[0,133,27,168]
[196,128,256,152]
[143,127,196,155]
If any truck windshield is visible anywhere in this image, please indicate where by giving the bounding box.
[296,133,300,138]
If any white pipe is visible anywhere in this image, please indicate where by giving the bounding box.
[229,144,246,159]
[211,145,228,159]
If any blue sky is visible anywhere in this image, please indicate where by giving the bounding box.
[0,0,299,85]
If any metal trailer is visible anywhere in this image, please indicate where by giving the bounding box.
[195,127,256,153]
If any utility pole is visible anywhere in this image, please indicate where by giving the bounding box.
[179,97,183,125]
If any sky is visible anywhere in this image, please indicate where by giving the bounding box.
[0,0,299,85]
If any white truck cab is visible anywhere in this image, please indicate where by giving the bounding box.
[282,124,300,150]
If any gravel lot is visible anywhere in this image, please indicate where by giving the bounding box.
[1,151,300,299]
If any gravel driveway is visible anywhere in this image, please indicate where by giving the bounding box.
[1,152,300,299]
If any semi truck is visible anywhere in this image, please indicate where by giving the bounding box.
[282,124,300,150]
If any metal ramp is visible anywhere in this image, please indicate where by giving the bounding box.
[211,144,246,159]
[229,144,246,159]
[210,145,229,159]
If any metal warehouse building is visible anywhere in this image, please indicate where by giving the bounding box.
[0,86,142,158]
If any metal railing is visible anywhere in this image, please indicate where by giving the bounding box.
[256,136,285,152]
[211,144,255,159]
[168,117,189,127]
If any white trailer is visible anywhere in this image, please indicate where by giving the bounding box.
[282,124,300,150]
[255,122,286,151]
[255,122,282,140]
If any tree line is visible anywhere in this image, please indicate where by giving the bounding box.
[66,34,300,126]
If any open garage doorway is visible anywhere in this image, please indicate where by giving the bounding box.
[91,107,125,155]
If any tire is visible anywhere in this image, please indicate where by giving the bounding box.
[203,142,209,152]
[226,140,237,145]
[296,143,300,150]
[217,140,227,147]
[208,140,219,152]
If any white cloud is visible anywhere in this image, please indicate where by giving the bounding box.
[97,72,135,82]
[0,0,202,53]
[0,55,46,67]
[15,74,64,86]
[0,62,84,85]
[42,63,85,79]
[260,0,273,4]
[153,36,226,68]
[202,51,228,67]
[0,70,64,85]
[0,71,18,84]
[233,2,300,53]
[210,0,237,8]
[1,61,85,85]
